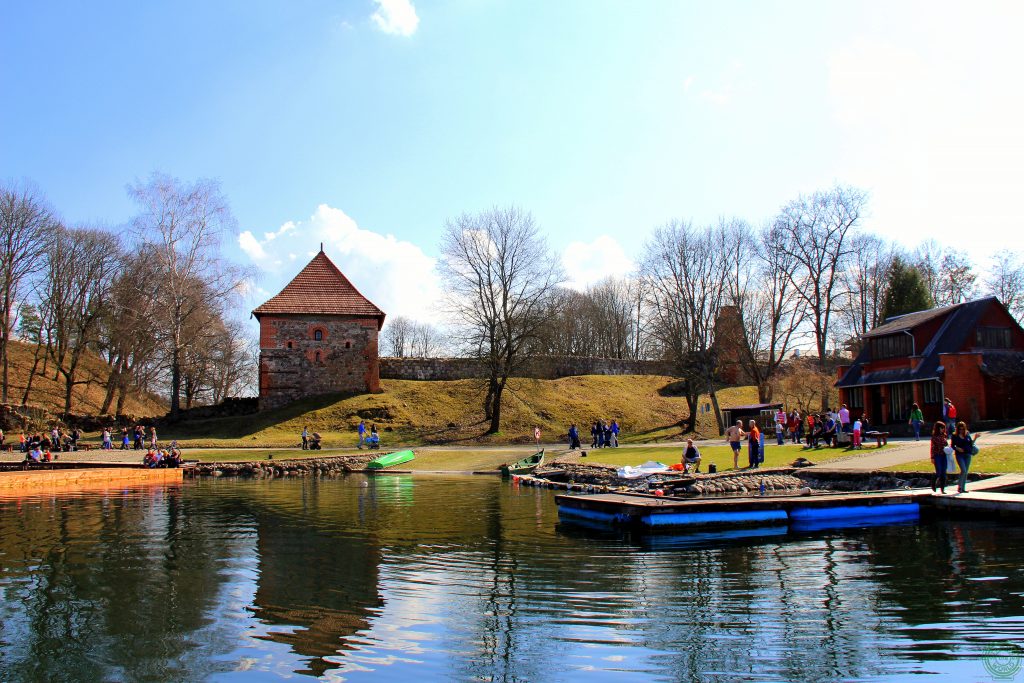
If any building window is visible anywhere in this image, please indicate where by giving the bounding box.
[345,341,351,349]
[848,387,864,409]
[314,351,321,363]
[889,383,913,421]
[313,329,324,341]
[922,380,942,404]
[287,341,293,349]
[977,326,1012,349]
[871,334,913,360]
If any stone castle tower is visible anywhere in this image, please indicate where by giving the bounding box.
[253,249,386,411]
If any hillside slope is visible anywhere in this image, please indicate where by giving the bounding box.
[4,340,166,417]
[168,376,758,447]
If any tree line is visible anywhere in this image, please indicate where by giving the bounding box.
[435,188,1024,434]
[0,175,253,419]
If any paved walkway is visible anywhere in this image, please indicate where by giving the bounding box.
[4,428,1021,471]
[808,426,1024,471]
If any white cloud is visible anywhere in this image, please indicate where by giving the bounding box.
[241,205,442,324]
[238,230,267,260]
[828,5,1024,261]
[371,0,419,37]
[561,235,636,291]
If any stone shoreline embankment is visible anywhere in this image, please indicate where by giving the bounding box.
[194,454,374,477]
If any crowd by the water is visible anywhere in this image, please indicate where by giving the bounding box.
[13,423,185,468]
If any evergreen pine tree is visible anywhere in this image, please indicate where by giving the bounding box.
[880,257,934,322]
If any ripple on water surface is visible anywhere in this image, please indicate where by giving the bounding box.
[1,476,1023,682]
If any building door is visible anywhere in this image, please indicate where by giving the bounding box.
[870,386,883,425]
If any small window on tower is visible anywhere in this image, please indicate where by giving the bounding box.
[315,351,321,363]
[314,329,323,341]
[345,341,351,349]
[287,342,293,349]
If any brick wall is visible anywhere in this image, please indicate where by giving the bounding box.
[938,352,986,423]
[258,314,381,411]
[379,355,675,381]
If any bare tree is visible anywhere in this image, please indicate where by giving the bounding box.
[381,316,415,357]
[986,251,1024,321]
[408,320,445,357]
[776,186,867,369]
[939,252,977,305]
[43,226,122,416]
[440,206,563,434]
[840,233,896,337]
[128,173,246,418]
[96,258,164,415]
[642,220,731,433]
[0,183,53,403]
[913,240,946,305]
[727,222,807,402]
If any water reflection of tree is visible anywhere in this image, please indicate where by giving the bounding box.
[0,487,243,681]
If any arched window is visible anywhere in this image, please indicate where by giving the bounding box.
[287,341,293,349]
[314,329,323,341]
[314,351,321,363]
[345,341,351,349]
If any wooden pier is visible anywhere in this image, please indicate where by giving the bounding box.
[555,473,1024,531]
[0,466,184,497]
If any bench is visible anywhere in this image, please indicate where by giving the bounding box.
[80,443,92,451]
[865,430,890,447]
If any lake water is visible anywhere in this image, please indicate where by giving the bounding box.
[1,476,1023,682]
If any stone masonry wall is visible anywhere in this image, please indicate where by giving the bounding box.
[259,314,381,411]
[379,355,675,381]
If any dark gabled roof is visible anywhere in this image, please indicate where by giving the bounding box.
[861,300,985,338]
[836,297,1003,388]
[252,250,385,326]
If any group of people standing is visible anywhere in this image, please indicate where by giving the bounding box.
[564,420,620,450]
[101,425,158,451]
[929,420,976,494]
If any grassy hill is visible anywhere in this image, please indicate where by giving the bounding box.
[164,376,759,448]
[3,340,166,418]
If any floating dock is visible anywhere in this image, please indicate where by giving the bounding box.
[555,474,1024,531]
[0,465,184,496]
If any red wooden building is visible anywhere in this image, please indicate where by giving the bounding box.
[835,297,1024,425]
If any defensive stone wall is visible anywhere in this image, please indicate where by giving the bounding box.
[380,355,675,381]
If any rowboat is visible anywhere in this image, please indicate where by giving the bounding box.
[366,450,416,469]
[501,450,544,477]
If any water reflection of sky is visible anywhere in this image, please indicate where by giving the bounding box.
[1,478,1023,681]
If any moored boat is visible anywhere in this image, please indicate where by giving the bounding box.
[501,450,544,477]
[366,450,416,469]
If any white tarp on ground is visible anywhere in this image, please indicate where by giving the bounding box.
[616,461,670,479]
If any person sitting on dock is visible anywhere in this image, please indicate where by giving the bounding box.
[25,446,42,464]
[682,439,701,473]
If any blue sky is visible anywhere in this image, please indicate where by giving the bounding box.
[3,1,1022,323]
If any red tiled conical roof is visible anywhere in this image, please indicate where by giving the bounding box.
[252,250,385,325]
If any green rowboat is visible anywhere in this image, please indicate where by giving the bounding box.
[366,450,416,469]
[501,450,544,477]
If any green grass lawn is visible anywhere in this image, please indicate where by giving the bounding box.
[883,444,1024,473]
